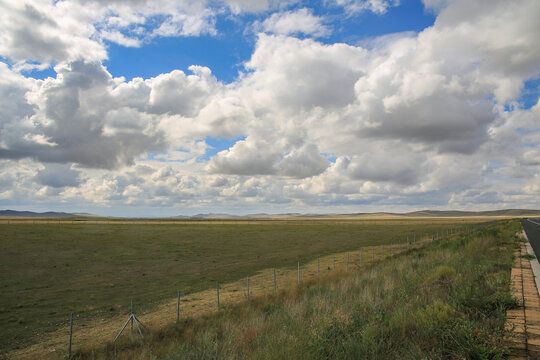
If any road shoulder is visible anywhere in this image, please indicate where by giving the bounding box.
[507,237,540,359]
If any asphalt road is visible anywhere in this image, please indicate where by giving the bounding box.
[522,218,540,258]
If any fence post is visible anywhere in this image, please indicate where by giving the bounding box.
[381,245,384,258]
[68,312,73,358]
[274,268,277,294]
[177,290,180,322]
[372,247,374,261]
[333,256,335,271]
[217,281,220,310]
[360,248,362,264]
[347,252,349,271]
[131,299,134,331]
[413,234,416,246]
[247,276,250,300]
[317,258,320,274]
[298,262,300,285]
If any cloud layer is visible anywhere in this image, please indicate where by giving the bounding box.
[0,0,539,215]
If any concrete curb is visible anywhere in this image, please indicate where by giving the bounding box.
[523,230,540,297]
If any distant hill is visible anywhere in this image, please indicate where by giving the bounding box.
[171,213,305,219]
[180,209,540,219]
[0,210,80,218]
[401,209,540,217]
[3,208,539,219]
[190,213,243,219]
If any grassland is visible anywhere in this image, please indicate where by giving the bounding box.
[74,219,520,359]
[0,217,490,356]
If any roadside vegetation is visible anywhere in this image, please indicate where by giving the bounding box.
[73,220,520,360]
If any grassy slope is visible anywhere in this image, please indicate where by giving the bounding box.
[0,219,475,353]
[77,219,520,359]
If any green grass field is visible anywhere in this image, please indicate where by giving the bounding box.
[76,219,519,360]
[0,218,484,355]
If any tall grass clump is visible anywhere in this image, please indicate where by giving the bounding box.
[75,220,520,360]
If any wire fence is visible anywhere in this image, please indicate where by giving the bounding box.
[7,225,480,359]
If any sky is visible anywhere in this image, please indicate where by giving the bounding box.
[0,0,539,217]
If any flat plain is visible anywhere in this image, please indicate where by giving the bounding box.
[0,217,498,356]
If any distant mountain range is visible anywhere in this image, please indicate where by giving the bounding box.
[175,213,305,219]
[2,209,540,219]
[0,210,99,218]
[180,209,540,219]
[0,210,79,218]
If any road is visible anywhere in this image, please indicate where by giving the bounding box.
[522,218,540,258]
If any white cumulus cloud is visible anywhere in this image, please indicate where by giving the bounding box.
[0,0,539,214]
[257,8,330,37]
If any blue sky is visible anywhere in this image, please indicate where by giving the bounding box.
[100,0,436,84]
[0,0,539,216]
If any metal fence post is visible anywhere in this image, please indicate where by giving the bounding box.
[274,268,277,293]
[333,256,335,271]
[247,276,250,300]
[177,290,180,322]
[68,312,73,358]
[297,262,300,284]
[347,252,349,271]
[217,281,220,310]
